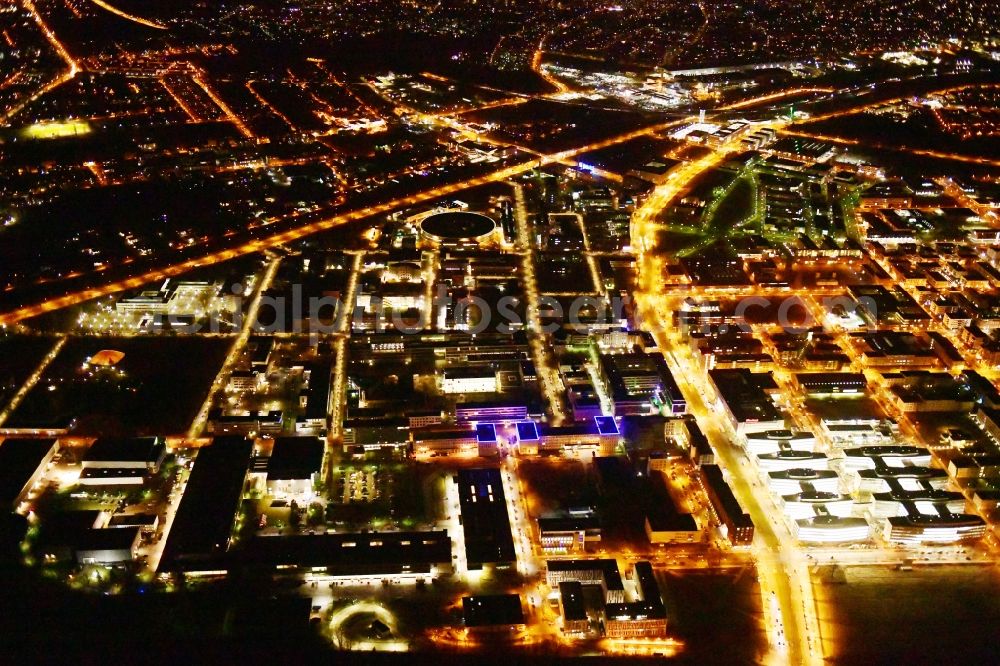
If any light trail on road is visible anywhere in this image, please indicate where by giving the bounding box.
[246,79,296,131]
[192,72,255,139]
[187,254,283,437]
[159,77,202,122]
[328,250,364,439]
[0,120,683,326]
[780,128,1000,168]
[3,0,80,123]
[511,181,567,425]
[0,335,66,428]
[718,87,835,111]
[87,0,168,30]
[631,121,822,665]
[532,33,570,94]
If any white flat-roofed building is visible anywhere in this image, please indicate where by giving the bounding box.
[670,122,721,141]
[821,418,899,448]
[869,489,966,518]
[115,290,170,314]
[839,445,931,470]
[795,516,871,544]
[781,492,855,520]
[756,451,828,472]
[78,437,166,485]
[116,279,223,317]
[443,367,499,394]
[849,466,949,494]
[883,513,986,545]
[768,468,842,494]
[745,429,817,456]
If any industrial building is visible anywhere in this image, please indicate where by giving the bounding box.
[78,436,167,486]
[260,436,325,496]
[236,530,453,578]
[159,436,254,572]
[456,468,517,570]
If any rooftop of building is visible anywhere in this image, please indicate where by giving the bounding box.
[462,594,525,628]
[83,436,164,464]
[266,437,324,481]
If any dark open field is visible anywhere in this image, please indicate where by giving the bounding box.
[8,336,228,435]
[815,563,1000,665]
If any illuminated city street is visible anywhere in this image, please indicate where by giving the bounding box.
[1,0,999,662]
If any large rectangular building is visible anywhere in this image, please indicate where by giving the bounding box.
[455,401,528,424]
[645,471,701,544]
[412,427,478,456]
[793,373,867,397]
[443,367,498,394]
[298,361,332,434]
[78,436,167,486]
[546,558,626,603]
[604,561,668,638]
[536,419,621,456]
[236,530,452,577]
[456,468,516,570]
[537,513,601,554]
[462,594,526,633]
[159,436,254,572]
[708,369,783,435]
[0,438,59,511]
[264,436,324,495]
[598,353,685,416]
[559,581,589,634]
[700,465,754,545]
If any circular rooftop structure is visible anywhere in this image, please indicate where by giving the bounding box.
[420,211,495,244]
